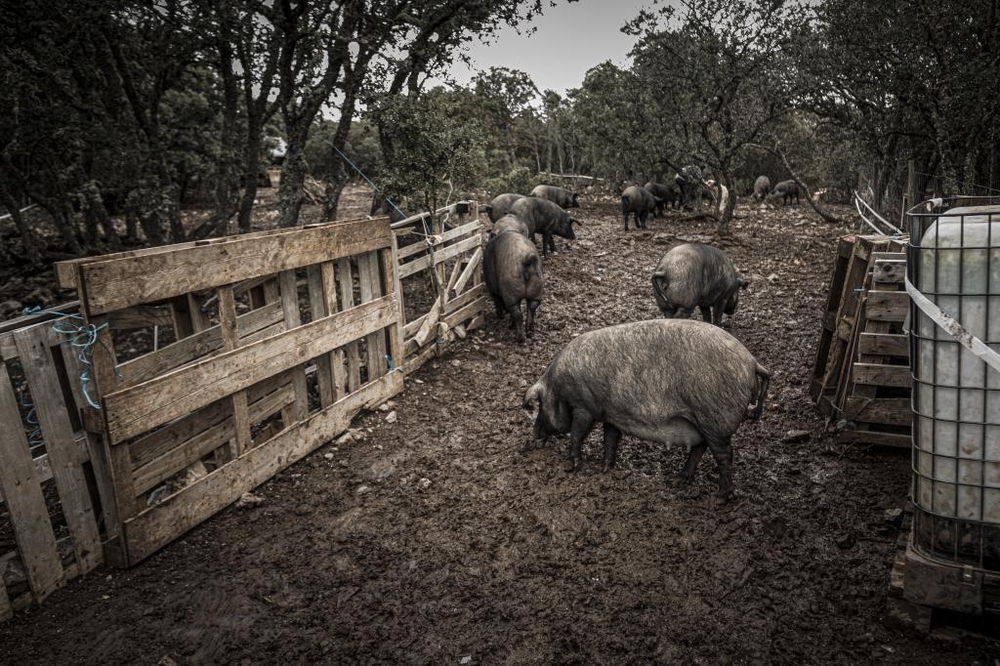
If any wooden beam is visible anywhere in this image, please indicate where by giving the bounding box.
[102,294,398,444]
[852,363,911,388]
[866,290,909,321]
[844,397,913,427]
[218,285,252,456]
[278,270,309,424]
[399,235,481,279]
[858,332,909,357]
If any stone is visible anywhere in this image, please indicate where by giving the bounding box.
[418,477,432,489]
[782,429,811,443]
[235,492,265,509]
[385,411,398,423]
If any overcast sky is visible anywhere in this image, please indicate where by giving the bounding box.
[449,0,659,96]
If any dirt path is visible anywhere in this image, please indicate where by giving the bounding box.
[2,196,995,664]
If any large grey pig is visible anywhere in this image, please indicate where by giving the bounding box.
[490,214,530,238]
[483,230,543,343]
[752,176,771,202]
[485,193,525,223]
[643,181,679,217]
[652,243,747,326]
[522,319,770,502]
[622,185,659,230]
[772,179,800,205]
[531,185,579,210]
[509,196,578,256]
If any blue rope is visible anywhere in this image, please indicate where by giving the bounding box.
[331,145,407,219]
[16,382,43,448]
[22,306,115,410]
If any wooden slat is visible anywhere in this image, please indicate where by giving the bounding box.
[382,245,405,376]
[852,363,911,388]
[0,363,64,601]
[107,305,174,330]
[839,429,911,448]
[844,397,913,427]
[866,290,909,321]
[872,258,906,285]
[858,332,909,357]
[133,384,295,494]
[338,259,362,392]
[103,294,398,444]
[399,235,481,279]
[444,283,486,316]
[396,220,481,260]
[76,218,393,315]
[121,371,404,564]
[307,265,335,408]
[452,247,483,297]
[14,327,102,574]
[358,251,388,380]
[218,285,252,456]
[443,296,489,331]
[279,270,310,424]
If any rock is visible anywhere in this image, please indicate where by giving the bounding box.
[158,657,179,666]
[235,492,264,509]
[418,477,432,489]
[883,507,903,523]
[836,532,856,549]
[385,411,398,424]
[459,657,473,665]
[766,273,779,283]
[324,452,335,461]
[782,429,811,443]
[336,432,353,446]
[356,485,371,495]
[451,359,461,368]
[378,402,390,412]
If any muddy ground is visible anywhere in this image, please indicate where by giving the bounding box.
[2,189,997,664]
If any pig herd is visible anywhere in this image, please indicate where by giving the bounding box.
[480,181,778,503]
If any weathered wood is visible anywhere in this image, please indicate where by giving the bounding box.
[839,429,911,448]
[102,294,398,444]
[0,302,81,336]
[121,371,404,564]
[116,302,284,387]
[452,247,483,297]
[358,251,388,380]
[852,363,911,388]
[218,285,252,456]
[76,218,393,315]
[133,384,295,494]
[278,270,310,424]
[873,258,906,284]
[14,327,102,574]
[0,363,64,601]
[443,296,489,331]
[858,332,909,357]
[382,245,405,376]
[844,397,913,427]
[107,305,174,330]
[322,262,347,400]
[396,220,481,260]
[413,296,442,349]
[866,290,909,321]
[399,235,481,279]
[337,258,362,392]
[307,265,335,407]
[444,283,486,316]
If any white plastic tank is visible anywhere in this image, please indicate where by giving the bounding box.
[911,205,1000,533]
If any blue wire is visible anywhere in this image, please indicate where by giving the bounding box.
[331,145,407,219]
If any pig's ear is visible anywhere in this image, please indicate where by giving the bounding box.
[523,383,543,410]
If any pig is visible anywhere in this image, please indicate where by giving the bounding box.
[643,181,679,217]
[752,176,771,202]
[509,196,578,256]
[530,185,579,210]
[483,229,543,343]
[485,193,525,223]
[522,319,770,502]
[651,243,747,326]
[490,214,530,238]
[772,179,800,205]
[622,185,659,230]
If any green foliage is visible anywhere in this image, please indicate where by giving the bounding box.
[304,120,383,180]
[482,166,543,197]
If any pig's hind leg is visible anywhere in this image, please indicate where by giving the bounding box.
[602,424,622,472]
[567,408,595,472]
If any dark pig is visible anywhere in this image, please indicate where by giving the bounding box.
[483,230,543,343]
[622,185,659,230]
[530,185,580,210]
[652,243,747,326]
[490,214,530,238]
[772,179,800,205]
[485,193,525,223]
[509,196,578,256]
[523,319,770,502]
[674,165,705,210]
[752,176,771,202]
[643,181,679,217]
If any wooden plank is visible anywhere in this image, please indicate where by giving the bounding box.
[218,285,252,456]
[872,258,906,285]
[133,384,295,494]
[278,270,310,424]
[308,265,335,408]
[452,247,483,297]
[358,251,388,380]
[444,283,486,316]
[14,328,102,574]
[443,296,489,331]
[116,302,284,387]
[399,235,482,279]
[396,220,481,260]
[322,262,347,401]
[106,305,174,330]
[852,363,911,388]
[337,259,362,393]
[858,332,909,357]
[121,371,404,564]
[103,294,399,444]
[381,246,405,376]
[844,397,913,427]
[838,429,911,448]
[0,363,64,601]
[76,218,393,315]
[866,290,909,321]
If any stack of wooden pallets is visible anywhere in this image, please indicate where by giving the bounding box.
[810,234,911,447]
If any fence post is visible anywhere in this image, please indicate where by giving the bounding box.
[907,159,918,212]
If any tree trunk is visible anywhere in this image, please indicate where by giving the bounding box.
[0,187,42,265]
[237,132,263,233]
[277,120,309,228]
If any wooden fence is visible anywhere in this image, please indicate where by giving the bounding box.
[1,209,487,617]
[391,201,488,373]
